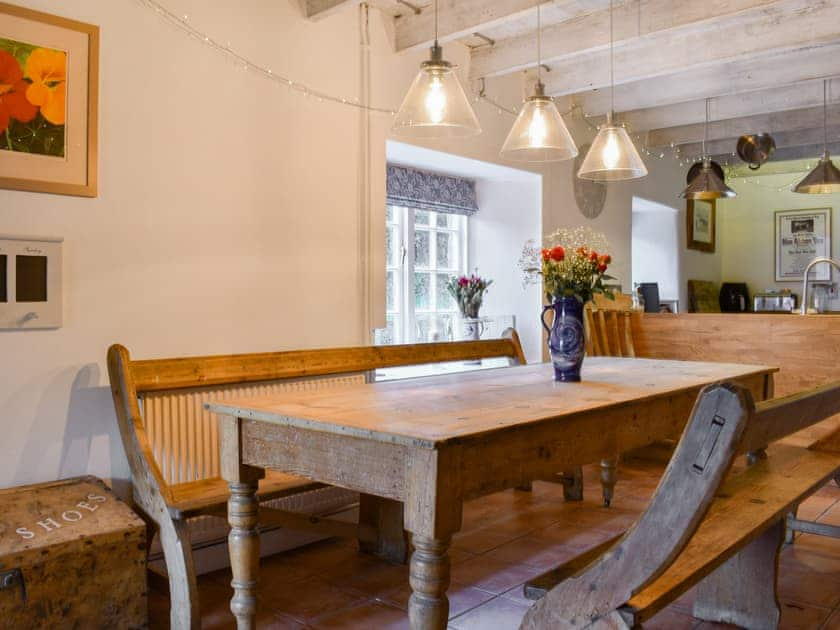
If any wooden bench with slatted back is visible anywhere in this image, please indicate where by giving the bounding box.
[107,331,526,630]
[521,380,840,629]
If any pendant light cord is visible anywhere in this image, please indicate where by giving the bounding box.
[703,97,709,159]
[537,1,541,84]
[609,0,614,121]
[434,0,439,45]
[824,79,829,158]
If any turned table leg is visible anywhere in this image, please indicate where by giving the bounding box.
[600,458,618,507]
[228,480,260,629]
[409,535,452,629]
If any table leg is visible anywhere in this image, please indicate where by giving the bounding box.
[600,458,618,507]
[358,494,409,563]
[409,534,452,629]
[228,480,260,629]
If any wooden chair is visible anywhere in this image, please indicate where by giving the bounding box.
[522,380,840,629]
[577,296,636,506]
[107,331,526,630]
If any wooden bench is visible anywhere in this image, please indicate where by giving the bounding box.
[521,379,840,629]
[107,332,525,630]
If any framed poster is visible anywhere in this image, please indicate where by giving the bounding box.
[686,199,715,253]
[775,208,832,282]
[0,2,98,196]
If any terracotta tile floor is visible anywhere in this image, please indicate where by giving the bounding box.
[149,459,840,629]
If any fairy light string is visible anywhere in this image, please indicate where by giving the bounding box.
[136,0,720,171]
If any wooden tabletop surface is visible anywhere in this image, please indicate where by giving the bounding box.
[206,357,777,447]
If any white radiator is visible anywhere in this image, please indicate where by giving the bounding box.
[140,374,366,573]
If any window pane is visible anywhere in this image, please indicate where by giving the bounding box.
[436,213,451,228]
[436,273,456,311]
[415,314,431,342]
[435,314,454,341]
[386,228,394,266]
[414,272,430,310]
[386,205,394,222]
[414,230,430,267]
[437,232,458,269]
[386,270,396,311]
[385,314,399,344]
[415,210,430,226]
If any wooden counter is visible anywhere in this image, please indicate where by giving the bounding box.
[633,313,840,444]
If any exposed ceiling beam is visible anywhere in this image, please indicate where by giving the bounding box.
[471,0,789,80]
[648,105,840,147]
[615,78,840,133]
[394,0,609,52]
[305,0,361,20]
[679,126,840,161]
[716,142,840,165]
[574,43,840,118]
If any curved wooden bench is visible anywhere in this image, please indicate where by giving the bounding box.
[107,331,525,630]
[522,380,840,629]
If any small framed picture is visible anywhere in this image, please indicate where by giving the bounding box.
[686,199,716,253]
[0,2,98,196]
[775,208,832,282]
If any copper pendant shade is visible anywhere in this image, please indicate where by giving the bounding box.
[680,99,736,199]
[793,80,840,194]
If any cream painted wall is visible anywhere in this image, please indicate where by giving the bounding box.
[721,172,840,301]
[471,179,542,363]
[0,0,686,490]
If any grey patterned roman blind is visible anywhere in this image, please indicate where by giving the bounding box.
[386,164,479,216]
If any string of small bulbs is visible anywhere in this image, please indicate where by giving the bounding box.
[137,0,713,180]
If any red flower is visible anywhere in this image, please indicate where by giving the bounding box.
[602,254,612,264]
[576,247,587,257]
[597,263,608,273]
[458,277,469,287]
[541,248,551,262]
[589,251,599,262]
[549,246,565,262]
[0,50,37,134]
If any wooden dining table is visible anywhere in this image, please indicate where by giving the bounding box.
[207,357,776,630]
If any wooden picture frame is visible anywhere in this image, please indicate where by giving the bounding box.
[775,207,832,282]
[0,2,98,197]
[686,199,716,253]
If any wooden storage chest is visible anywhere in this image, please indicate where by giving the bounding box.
[0,476,147,628]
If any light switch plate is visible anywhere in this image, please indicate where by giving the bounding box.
[0,235,63,330]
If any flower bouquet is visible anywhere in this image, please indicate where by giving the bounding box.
[446,273,493,319]
[520,227,614,381]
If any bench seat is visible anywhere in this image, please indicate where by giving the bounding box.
[168,471,323,518]
[525,443,840,625]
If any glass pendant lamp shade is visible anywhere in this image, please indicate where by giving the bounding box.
[391,44,481,139]
[793,80,840,194]
[577,120,647,180]
[500,85,578,161]
[680,159,736,199]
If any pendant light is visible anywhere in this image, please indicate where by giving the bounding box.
[577,0,647,181]
[680,98,736,199]
[500,2,577,161]
[391,0,481,139]
[793,79,840,194]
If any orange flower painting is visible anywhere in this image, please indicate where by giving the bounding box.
[0,38,66,157]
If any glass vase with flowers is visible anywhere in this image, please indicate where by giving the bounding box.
[521,227,614,381]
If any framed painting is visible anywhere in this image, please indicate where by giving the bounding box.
[686,199,715,253]
[0,2,98,196]
[775,208,832,282]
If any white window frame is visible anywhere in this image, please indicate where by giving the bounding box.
[386,205,468,344]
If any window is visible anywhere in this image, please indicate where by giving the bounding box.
[386,205,468,344]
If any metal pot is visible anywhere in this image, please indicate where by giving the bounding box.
[736,134,776,170]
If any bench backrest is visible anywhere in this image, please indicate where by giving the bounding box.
[585,308,635,358]
[108,333,526,499]
[520,378,840,629]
